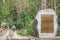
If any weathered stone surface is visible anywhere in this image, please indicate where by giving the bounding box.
[6,37,60,40]
[32,19,38,37]
[36,9,58,38]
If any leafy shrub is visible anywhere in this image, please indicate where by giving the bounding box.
[15,11,34,29]
[17,30,23,36]
[27,28,33,36]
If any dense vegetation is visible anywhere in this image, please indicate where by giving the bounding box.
[0,0,60,36]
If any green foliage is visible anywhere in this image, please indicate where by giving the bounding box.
[17,30,23,36]
[17,28,33,36]
[27,28,33,36]
[0,0,60,36]
[15,11,34,29]
[27,0,40,19]
[56,0,60,36]
[14,20,24,29]
[0,0,40,29]
[0,0,16,27]
[57,26,60,36]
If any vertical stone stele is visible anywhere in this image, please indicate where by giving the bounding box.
[36,9,58,38]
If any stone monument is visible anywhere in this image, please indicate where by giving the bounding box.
[35,9,58,38]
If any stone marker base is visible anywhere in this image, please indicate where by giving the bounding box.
[6,36,60,40]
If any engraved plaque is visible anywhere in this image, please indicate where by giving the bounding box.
[41,14,54,33]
